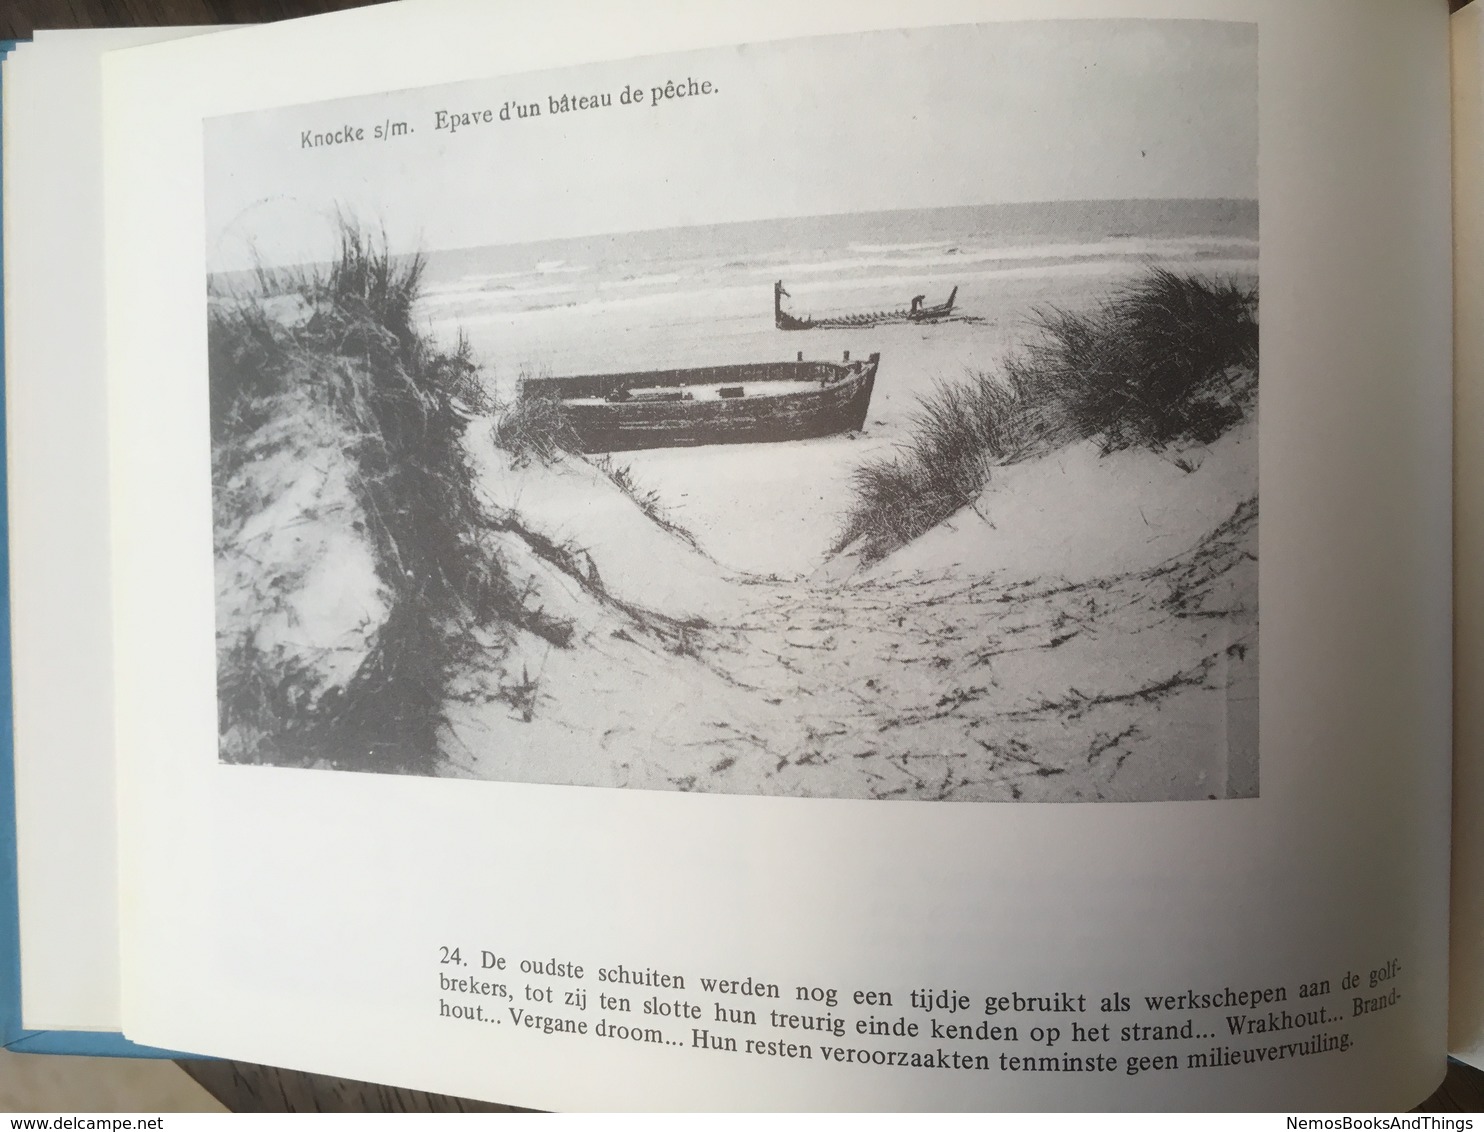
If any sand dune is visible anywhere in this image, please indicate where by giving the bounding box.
[447,421,1257,802]
[211,215,1258,801]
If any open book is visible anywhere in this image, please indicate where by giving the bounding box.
[0,0,1474,1111]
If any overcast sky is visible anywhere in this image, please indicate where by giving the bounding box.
[203,19,1256,272]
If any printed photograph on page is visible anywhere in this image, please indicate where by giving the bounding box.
[203,20,1258,802]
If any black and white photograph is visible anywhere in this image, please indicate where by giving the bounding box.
[205,19,1258,802]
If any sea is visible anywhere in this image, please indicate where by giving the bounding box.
[415,198,1259,576]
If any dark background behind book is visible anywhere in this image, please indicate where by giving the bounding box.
[2,0,372,40]
[0,0,1476,1113]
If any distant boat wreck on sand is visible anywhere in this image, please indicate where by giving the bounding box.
[773,280,958,330]
[520,352,880,452]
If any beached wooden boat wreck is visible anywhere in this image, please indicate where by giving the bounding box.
[773,280,958,330]
[520,352,880,452]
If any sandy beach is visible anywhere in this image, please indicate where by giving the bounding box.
[444,376,1256,801]
[414,207,1259,801]
[422,212,1256,577]
[211,201,1259,802]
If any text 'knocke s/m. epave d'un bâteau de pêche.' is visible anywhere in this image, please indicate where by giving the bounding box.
[297,77,719,149]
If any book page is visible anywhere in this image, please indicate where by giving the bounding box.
[1452,0,1484,1073]
[3,26,213,1033]
[104,0,1451,1109]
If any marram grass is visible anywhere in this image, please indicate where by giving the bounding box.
[836,269,1258,564]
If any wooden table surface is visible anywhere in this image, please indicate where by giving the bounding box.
[6,0,1479,1113]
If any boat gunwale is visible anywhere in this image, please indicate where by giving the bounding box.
[520,353,880,402]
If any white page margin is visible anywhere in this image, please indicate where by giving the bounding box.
[104,0,1451,1110]
[5,26,212,1033]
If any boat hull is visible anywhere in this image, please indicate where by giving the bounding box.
[521,355,879,452]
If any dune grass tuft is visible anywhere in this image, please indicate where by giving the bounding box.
[1005,267,1257,454]
[210,224,570,776]
[492,396,581,467]
[836,268,1257,563]
[491,367,584,467]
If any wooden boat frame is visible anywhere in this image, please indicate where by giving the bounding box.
[773,280,958,330]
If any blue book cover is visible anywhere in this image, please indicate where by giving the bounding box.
[0,37,195,1059]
